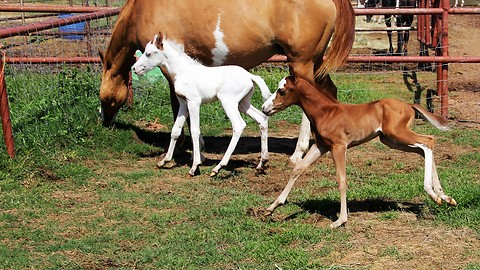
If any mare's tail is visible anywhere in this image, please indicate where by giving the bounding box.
[412,104,449,131]
[316,0,356,80]
[250,74,272,101]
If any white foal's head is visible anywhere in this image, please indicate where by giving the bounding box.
[132,33,167,76]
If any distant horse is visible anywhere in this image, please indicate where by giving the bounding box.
[362,0,416,55]
[261,73,456,228]
[99,0,355,164]
[133,33,272,176]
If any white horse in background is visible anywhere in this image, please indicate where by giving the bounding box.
[133,32,272,176]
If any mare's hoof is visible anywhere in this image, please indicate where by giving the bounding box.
[210,171,218,177]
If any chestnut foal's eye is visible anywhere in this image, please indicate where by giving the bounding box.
[278,88,286,96]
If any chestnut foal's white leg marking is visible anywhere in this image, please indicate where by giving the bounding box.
[266,144,326,214]
[158,100,189,168]
[290,114,311,164]
[211,15,229,66]
[413,143,442,204]
[432,158,457,205]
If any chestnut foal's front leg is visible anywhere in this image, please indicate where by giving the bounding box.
[330,144,349,228]
[265,144,327,214]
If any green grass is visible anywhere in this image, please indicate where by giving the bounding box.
[0,65,479,269]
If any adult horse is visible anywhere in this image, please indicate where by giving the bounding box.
[361,0,415,55]
[99,0,355,162]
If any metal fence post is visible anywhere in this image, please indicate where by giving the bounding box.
[0,51,15,158]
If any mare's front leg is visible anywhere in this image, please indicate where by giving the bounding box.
[265,144,325,215]
[330,144,349,228]
[158,100,189,168]
[187,100,203,176]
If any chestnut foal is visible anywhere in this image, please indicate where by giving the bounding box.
[262,75,456,228]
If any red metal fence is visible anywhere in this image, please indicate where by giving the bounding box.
[1,2,480,158]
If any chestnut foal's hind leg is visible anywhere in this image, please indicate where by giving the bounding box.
[379,133,456,205]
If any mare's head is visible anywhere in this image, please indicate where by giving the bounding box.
[262,75,300,116]
[99,48,131,126]
[132,33,168,76]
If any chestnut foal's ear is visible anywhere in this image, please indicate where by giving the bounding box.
[287,64,297,83]
[155,32,164,49]
[288,63,295,76]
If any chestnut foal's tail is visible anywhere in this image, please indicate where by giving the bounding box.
[412,104,449,131]
[316,0,356,80]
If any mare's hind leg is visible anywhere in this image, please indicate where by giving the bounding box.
[379,133,456,205]
[239,99,269,173]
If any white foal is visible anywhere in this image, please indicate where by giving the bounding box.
[133,32,271,176]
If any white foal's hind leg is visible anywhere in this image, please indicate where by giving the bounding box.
[290,113,311,164]
[240,100,269,173]
[158,101,189,168]
[210,100,246,176]
[186,100,203,176]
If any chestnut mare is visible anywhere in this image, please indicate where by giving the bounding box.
[132,33,271,176]
[262,75,456,228]
[99,0,355,163]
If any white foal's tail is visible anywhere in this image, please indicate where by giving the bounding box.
[412,104,449,131]
[250,74,272,101]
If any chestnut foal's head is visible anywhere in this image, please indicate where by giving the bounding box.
[262,75,299,116]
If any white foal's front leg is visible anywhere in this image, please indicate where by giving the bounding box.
[211,102,246,176]
[187,100,203,176]
[290,113,311,164]
[158,101,189,168]
[265,144,324,215]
